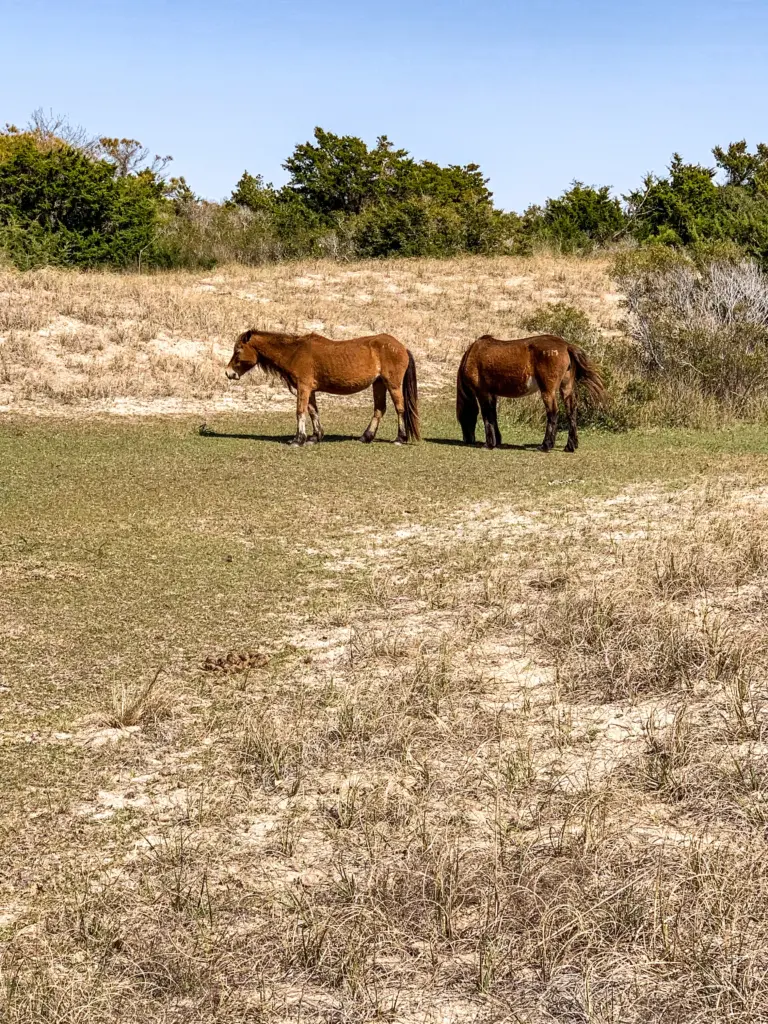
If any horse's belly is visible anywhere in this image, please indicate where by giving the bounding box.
[320,379,374,395]
[494,374,539,398]
[313,347,379,394]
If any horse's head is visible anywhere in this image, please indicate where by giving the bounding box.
[225,330,258,380]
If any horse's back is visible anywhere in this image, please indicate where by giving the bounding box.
[305,332,402,355]
[303,332,407,394]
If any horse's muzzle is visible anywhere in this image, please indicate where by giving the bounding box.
[225,369,240,381]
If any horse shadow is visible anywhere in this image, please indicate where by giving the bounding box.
[199,426,544,450]
[199,426,371,444]
[425,437,543,451]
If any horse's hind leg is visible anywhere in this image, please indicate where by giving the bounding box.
[361,379,387,443]
[307,391,324,443]
[539,391,559,452]
[560,376,578,452]
[387,383,408,444]
[480,394,500,449]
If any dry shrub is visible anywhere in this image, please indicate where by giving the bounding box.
[615,252,768,422]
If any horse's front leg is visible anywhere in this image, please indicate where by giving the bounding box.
[289,385,311,446]
[307,391,324,443]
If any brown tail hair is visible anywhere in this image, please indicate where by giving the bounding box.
[456,347,479,443]
[568,345,605,404]
[402,350,421,441]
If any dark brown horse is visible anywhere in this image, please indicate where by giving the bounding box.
[225,330,420,445]
[456,334,604,451]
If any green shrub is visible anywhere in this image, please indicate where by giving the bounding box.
[611,244,692,280]
[0,131,162,269]
[522,182,625,252]
[521,302,597,346]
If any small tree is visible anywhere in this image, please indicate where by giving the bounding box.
[713,140,768,190]
[626,155,719,245]
[282,128,409,217]
[228,171,278,212]
[95,137,172,178]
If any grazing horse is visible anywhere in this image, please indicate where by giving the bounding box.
[225,330,420,445]
[456,334,604,451]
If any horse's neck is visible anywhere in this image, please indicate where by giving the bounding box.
[255,333,295,366]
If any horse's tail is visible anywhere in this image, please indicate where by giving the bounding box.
[403,350,421,442]
[456,347,479,444]
[568,345,605,404]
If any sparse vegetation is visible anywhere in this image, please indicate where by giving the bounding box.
[3,412,768,1021]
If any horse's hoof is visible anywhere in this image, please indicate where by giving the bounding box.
[564,443,577,453]
[538,444,553,453]
[287,438,306,448]
[360,432,374,444]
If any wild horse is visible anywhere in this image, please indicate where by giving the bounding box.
[225,330,420,445]
[456,333,605,452]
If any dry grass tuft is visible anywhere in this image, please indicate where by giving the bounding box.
[106,667,171,728]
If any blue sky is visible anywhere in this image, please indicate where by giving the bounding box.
[3,0,767,210]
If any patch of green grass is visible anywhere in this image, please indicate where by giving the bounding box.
[3,406,768,722]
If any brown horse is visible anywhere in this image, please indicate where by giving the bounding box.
[456,334,604,451]
[225,330,420,445]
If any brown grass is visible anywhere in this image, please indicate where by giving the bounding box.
[0,254,620,414]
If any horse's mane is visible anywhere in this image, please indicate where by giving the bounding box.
[240,329,297,393]
[257,353,296,393]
